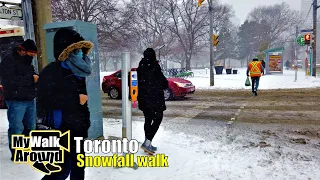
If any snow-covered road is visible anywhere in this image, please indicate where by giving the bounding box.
[1,109,319,180]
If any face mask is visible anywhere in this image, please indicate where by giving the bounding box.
[24,55,34,64]
[74,49,83,58]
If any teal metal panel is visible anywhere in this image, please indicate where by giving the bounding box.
[43,20,103,139]
[264,47,285,53]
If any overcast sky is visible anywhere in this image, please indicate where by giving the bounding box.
[220,0,301,24]
[2,0,302,25]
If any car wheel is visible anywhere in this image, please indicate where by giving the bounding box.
[109,88,120,99]
[164,88,173,101]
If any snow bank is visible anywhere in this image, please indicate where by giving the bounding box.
[189,68,320,90]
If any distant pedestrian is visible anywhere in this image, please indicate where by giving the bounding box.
[37,28,93,180]
[0,39,38,161]
[247,57,264,96]
[261,59,266,69]
[285,60,290,70]
[137,48,168,154]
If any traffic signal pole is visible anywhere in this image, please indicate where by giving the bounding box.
[312,0,318,77]
[294,26,298,82]
[209,0,214,86]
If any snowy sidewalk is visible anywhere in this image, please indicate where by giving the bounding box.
[189,68,320,90]
[1,109,320,180]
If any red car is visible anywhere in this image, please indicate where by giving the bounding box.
[102,68,195,100]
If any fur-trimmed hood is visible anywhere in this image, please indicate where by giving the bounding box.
[58,40,94,61]
[53,28,94,61]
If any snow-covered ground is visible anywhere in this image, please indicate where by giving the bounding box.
[99,68,320,91]
[189,68,320,90]
[1,109,319,180]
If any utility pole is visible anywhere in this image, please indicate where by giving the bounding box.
[209,0,214,86]
[32,0,52,71]
[294,26,299,82]
[295,26,299,60]
[312,0,318,77]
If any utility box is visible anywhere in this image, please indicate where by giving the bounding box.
[43,20,103,139]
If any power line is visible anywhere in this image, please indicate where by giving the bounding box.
[300,3,313,28]
[304,3,313,23]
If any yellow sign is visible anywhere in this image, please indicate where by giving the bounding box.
[198,0,204,6]
[269,55,282,72]
[212,35,219,46]
[130,71,138,108]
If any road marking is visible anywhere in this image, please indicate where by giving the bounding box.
[186,105,211,121]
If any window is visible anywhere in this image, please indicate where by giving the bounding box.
[114,71,121,78]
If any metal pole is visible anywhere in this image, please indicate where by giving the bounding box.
[312,0,317,77]
[295,26,299,60]
[310,47,312,76]
[121,52,131,139]
[21,0,38,73]
[294,26,298,81]
[209,0,214,86]
[120,52,138,170]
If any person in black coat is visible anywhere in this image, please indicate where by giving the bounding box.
[0,39,38,161]
[137,48,168,154]
[261,59,266,69]
[36,28,94,180]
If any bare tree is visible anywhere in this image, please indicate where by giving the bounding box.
[128,0,177,65]
[160,0,233,70]
[51,0,136,69]
[247,2,300,47]
[51,0,105,22]
[51,0,234,70]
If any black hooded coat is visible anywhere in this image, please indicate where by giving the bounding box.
[137,56,168,112]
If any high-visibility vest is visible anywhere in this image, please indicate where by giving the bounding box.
[249,61,262,77]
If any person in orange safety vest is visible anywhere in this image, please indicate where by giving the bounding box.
[247,57,264,96]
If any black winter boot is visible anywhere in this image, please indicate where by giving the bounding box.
[10,147,15,161]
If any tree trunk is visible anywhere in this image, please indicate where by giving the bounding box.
[186,58,191,70]
[185,52,192,71]
[113,59,118,70]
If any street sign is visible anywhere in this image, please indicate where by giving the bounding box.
[0,6,23,20]
[300,29,313,33]
[296,35,305,46]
